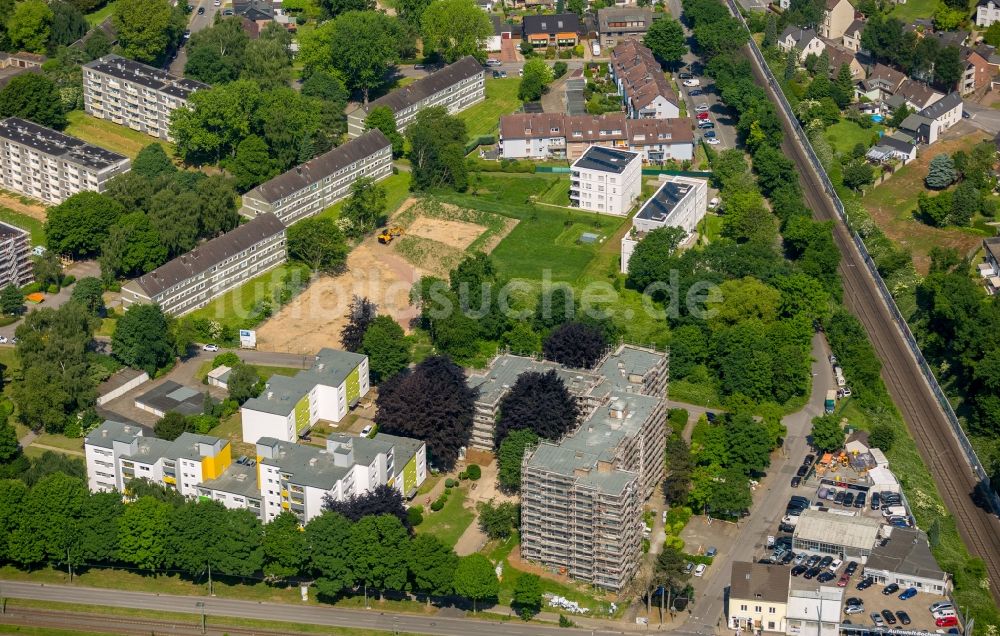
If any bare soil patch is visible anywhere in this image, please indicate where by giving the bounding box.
[406,216,486,250]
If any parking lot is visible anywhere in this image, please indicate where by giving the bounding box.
[840,584,946,633]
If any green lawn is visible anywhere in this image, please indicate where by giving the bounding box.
[415,488,474,548]
[29,434,84,454]
[85,0,117,26]
[188,262,312,331]
[824,120,882,157]
[0,207,44,245]
[437,174,626,283]
[889,0,938,22]
[65,111,171,159]
[317,172,411,222]
[457,78,522,141]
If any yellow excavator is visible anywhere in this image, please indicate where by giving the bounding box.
[377,226,405,244]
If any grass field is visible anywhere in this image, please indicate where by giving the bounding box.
[0,207,44,244]
[824,120,882,156]
[85,0,117,26]
[188,262,312,331]
[317,172,411,222]
[457,78,522,141]
[65,111,171,159]
[415,488,474,548]
[889,0,937,22]
[438,174,626,282]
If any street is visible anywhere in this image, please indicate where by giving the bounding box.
[168,0,223,76]
[679,332,834,634]
[958,100,1000,135]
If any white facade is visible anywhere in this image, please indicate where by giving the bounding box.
[0,118,131,205]
[621,176,707,273]
[977,0,1000,27]
[785,587,843,636]
[569,146,642,215]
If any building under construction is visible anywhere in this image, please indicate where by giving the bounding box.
[472,344,668,591]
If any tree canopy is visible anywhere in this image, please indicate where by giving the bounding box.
[495,370,578,449]
[421,0,492,62]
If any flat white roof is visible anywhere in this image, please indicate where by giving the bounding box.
[793,509,881,549]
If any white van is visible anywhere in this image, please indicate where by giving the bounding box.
[592,42,601,56]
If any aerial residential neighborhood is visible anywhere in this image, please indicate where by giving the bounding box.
[0,0,998,635]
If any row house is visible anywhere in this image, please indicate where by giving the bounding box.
[498,113,694,163]
[610,41,681,119]
[522,13,581,48]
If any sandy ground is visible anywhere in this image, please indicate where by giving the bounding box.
[255,242,425,353]
[0,191,48,220]
[405,216,486,250]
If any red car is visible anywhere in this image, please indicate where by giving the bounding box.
[696,112,710,120]
[936,617,959,628]
[837,574,850,587]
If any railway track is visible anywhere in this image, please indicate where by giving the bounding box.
[743,43,1000,606]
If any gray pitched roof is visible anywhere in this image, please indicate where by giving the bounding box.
[128,213,285,297]
[881,135,915,154]
[244,130,390,204]
[522,13,580,35]
[598,7,653,33]
[919,91,962,120]
[730,562,791,604]
[366,56,483,114]
[865,528,946,581]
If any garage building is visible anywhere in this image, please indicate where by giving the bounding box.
[792,510,881,561]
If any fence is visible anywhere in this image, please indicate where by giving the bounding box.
[725,0,1000,514]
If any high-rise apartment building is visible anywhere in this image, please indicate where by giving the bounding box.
[0,221,32,287]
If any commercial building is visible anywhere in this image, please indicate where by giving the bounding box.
[499,113,694,162]
[785,583,843,636]
[0,221,32,288]
[610,41,680,120]
[240,130,392,226]
[502,344,668,591]
[0,117,131,204]
[569,145,642,215]
[121,213,287,317]
[863,526,951,595]
[241,348,370,444]
[83,54,208,141]
[522,13,580,48]
[728,562,790,633]
[347,56,485,137]
[84,420,425,523]
[597,7,655,49]
[792,510,881,561]
[621,175,708,273]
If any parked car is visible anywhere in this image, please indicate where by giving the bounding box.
[0,336,7,344]
[682,78,701,87]
[791,565,807,577]
[202,343,220,352]
[871,492,880,509]
[829,559,843,572]
[791,476,801,488]
[360,424,374,437]
[694,564,707,577]
[706,411,717,423]
[486,58,502,66]
[897,611,911,625]
[854,493,866,508]
[708,197,720,209]
[818,556,833,569]
[817,572,835,583]
[197,6,205,13]
[857,577,874,590]
[899,587,917,601]
[689,89,704,96]
[936,617,959,628]
[871,613,885,627]
[782,551,795,565]
[804,454,816,464]
[843,493,855,507]
[794,553,806,565]
[414,64,425,69]
[796,465,809,478]
[679,72,694,79]
[684,562,694,574]
[704,130,718,139]
[696,112,710,120]
[845,597,863,608]
[930,601,954,613]
[883,583,900,596]
[806,555,821,568]
[845,561,858,576]
[492,70,502,78]
[697,121,715,129]
[705,137,721,145]
[845,603,864,615]
[803,567,821,579]
[706,547,718,557]
[933,609,957,620]
[695,104,710,112]
[882,610,897,625]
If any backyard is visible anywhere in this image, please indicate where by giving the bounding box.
[824,120,882,156]
[457,78,522,141]
[65,111,172,159]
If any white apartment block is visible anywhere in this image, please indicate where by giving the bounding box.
[84,420,426,524]
[120,212,287,317]
[0,117,130,204]
[240,130,392,226]
[570,145,642,215]
[241,348,370,444]
[83,55,208,142]
[977,0,1000,27]
[621,175,707,273]
[0,221,32,288]
[346,56,485,137]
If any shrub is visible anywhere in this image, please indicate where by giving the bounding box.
[458,471,468,480]
[46,284,59,294]
[62,275,76,287]
[407,505,424,526]
[559,615,575,628]
[431,498,444,511]
[445,478,457,488]
[466,464,481,480]
[558,49,572,59]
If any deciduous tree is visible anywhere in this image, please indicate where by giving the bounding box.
[116,496,171,571]
[324,483,411,530]
[362,315,409,383]
[512,573,542,618]
[542,321,606,369]
[421,0,492,62]
[346,514,409,596]
[0,72,66,128]
[643,16,686,67]
[452,553,499,611]
[306,511,355,598]
[364,106,404,157]
[408,533,457,598]
[340,295,378,352]
[112,304,173,375]
[113,0,184,64]
[7,0,52,53]
[0,285,23,316]
[328,11,401,104]
[495,370,578,448]
[518,58,552,101]
[287,216,349,273]
[227,363,262,404]
[45,192,125,258]
[810,413,844,451]
[476,499,519,540]
[496,428,538,493]
[263,511,309,581]
[407,107,468,191]
[341,177,387,238]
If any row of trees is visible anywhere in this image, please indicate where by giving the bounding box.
[0,473,508,611]
[44,144,240,281]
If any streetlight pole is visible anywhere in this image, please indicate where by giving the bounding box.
[196,601,205,634]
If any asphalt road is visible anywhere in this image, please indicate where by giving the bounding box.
[738,15,1000,606]
[0,581,693,636]
[679,333,834,635]
[959,100,1000,135]
[168,0,223,75]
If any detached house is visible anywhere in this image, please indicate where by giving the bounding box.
[777,27,825,59]
[819,0,854,40]
[959,48,992,95]
[977,0,1000,27]
[522,13,580,48]
[899,91,963,145]
[885,78,943,112]
[842,19,865,52]
[857,63,906,101]
[825,44,864,80]
[728,562,790,633]
[598,7,655,49]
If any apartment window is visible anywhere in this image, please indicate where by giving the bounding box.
[769,607,776,614]
[755,606,761,613]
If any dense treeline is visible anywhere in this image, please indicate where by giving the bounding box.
[0,473,500,608]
